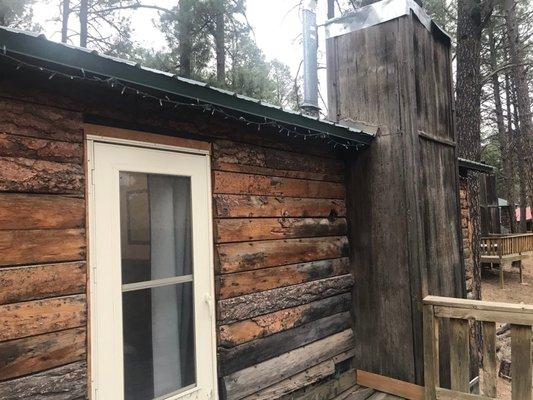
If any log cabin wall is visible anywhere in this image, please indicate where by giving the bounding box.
[0,68,357,399]
[459,175,474,295]
[326,12,463,385]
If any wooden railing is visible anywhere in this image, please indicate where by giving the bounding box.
[423,296,533,400]
[481,233,533,257]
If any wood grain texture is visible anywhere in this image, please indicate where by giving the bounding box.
[280,368,358,400]
[0,229,85,267]
[0,157,84,194]
[213,161,343,182]
[0,194,84,230]
[213,194,346,218]
[0,98,83,142]
[217,258,350,299]
[480,322,497,398]
[511,324,532,400]
[356,370,424,400]
[214,217,347,243]
[449,318,470,392]
[242,359,335,400]
[244,350,355,400]
[0,295,86,341]
[219,293,352,346]
[218,274,353,324]
[0,361,87,400]
[0,133,83,163]
[219,312,351,375]
[0,262,86,305]
[0,327,86,381]
[216,236,349,274]
[212,139,344,176]
[213,171,345,199]
[222,329,354,400]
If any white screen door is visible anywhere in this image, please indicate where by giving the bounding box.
[89,140,216,400]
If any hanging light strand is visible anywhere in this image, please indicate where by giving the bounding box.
[0,49,365,150]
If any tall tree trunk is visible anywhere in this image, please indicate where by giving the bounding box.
[214,8,225,84]
[61,0,70,43]
[79,0,88,47]
[456,0,493,378]
[488,25,516,233]
[178,0,193,78]
[504,72,517,231]
[505,0,532,233]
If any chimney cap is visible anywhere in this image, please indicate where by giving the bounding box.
[324,0,450,42]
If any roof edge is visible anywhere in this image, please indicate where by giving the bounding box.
[0,26,376,147]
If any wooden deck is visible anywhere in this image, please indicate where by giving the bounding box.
[481,233,533,287]
[333,385,405,400]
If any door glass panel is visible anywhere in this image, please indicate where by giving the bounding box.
[119,172,193,284]
[122,283,196,400]
[119,171,196,400]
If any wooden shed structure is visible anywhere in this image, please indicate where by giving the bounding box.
[0,1,473,399]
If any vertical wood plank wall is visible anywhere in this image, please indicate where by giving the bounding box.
[0,98,88,398]
[326,14,463,385]
[0,75,357,399]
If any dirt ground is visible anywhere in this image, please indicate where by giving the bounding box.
[480,255,533,399]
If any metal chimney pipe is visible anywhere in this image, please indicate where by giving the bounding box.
[301,0,319,117]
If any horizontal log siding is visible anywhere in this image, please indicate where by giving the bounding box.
[0,98,87,397]
[212,139,354,399]
[0,81,355,399]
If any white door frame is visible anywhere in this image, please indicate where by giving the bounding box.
[86,133,218,400]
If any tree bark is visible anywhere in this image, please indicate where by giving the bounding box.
[456,0,493,378]
[504,72,517,231]
[178,0,194,78]
[79,0,88,47]
[214,7,225,84]
[488,24,516,233]
[505,0,532,233]
[61,0,70,43]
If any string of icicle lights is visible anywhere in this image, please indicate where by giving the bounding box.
[1,48,365,150]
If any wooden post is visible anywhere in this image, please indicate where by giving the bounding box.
[423,304,439,400]
[511,324,532,400]
[481,322,497,397]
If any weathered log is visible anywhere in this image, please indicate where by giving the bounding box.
[218,274,353,324]
[242,359,335,400]
[0,98,83,142]
[212,139,344,175]
[219,312,351,375]
[0,327,86,381]
[216,236,349,274]
[213,194,346,218]
[214,217,347,243]
[0,361,87,400]
[280,369,359,400]
[0,295,86,341]
[219,293,352,346]
[243,350,354,400]
[0,194,85,230]
[0,133,83,163]
[213,161,343,182]
[221,329,354,400]
[0,229,85,267]
[0,157,84,194]
[0,262,86,305]
[217,258,350,299]
[213,171,345,199]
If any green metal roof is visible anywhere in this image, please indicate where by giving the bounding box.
[0,26,376,146]
[458,158,495,174]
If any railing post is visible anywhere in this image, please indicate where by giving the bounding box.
[511,324,532,400]
[423,303,439,400]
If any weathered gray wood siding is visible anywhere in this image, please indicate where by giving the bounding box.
[326,14,463,385]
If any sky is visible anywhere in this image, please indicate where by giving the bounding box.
[32,0,335,110]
